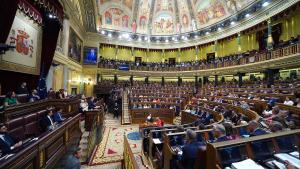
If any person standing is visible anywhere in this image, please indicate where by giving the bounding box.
[113,102,119,119]
[65,147,81,169]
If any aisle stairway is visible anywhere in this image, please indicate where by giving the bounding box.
[79,120,89,163]
[122,89,131,124]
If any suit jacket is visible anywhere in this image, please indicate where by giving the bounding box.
[87,100,96,110]
[250,128,267,136]
[53,112,64,123]
[40,115,54,132]
[0,134,15,154]
[182,141,204,169]
[64,155,81,169]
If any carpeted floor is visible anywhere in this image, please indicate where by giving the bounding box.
[82,162,122,169]
[91,125,142,165]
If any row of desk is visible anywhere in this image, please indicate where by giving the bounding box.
[0,113,81,169]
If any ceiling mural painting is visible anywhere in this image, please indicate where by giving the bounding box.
[97,0,134,31]
[177,0,192,33]
[136,0,152,34]
[95,0,257,35]
[152,0,176,35]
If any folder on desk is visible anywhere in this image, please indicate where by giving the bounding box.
[274,153,300,169]
[152,138,162,144]
[231,159,264,169]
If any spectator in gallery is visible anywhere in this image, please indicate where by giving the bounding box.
[53,108,66,123]
[65,147,81,169]
[212,124,228,142]
[0,124,23,154]
[283,97,294,106]
[16,82,29,95]
[181,129,204,169]
[3,91,19,107]
[40,109,55,132]
[28,89,40,102]
[153,117,164,127]
[247,121,268,136]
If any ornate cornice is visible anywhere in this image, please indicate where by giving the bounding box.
[85,0,299,49]
[53,51,83,72]
[82,0,97,32]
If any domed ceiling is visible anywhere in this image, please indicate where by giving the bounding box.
[96,0,256,35]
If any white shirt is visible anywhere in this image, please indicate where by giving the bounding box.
[47,115,54,125]
[284,100,294,106]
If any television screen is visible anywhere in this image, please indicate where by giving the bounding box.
[83,47,97,65]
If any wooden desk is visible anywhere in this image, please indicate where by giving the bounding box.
[130,108,175,124]
[3,97,80,121]
[0,113,81,169]
[206,129,300,169]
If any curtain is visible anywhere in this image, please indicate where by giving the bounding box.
[0,0,20,43]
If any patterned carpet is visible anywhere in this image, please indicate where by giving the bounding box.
[91,125,142,165]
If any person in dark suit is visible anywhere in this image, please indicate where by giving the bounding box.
[113,102,119,119]
[87,97,99,110]
[40,110,55,132]
[213,124,228,142]
[181,129,205,169]
[16,82,29,95]
[65,147,81,169]
[0,125,22,154]
[247,120,268,136]
[53,108,65,123]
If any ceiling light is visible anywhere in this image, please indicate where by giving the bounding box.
[138,37,142,41]
[245,13,250,18]
[194,35,198,38]
[172,37,176,41]
[144,37,148,41]
[262,2,269,7]
[218,27,222,31]
[123,33,130,39]
[101,30,106,35]
[108,33,112,37]
[230,21,235,25]
[165,39,169,42]
[206,32,210,35]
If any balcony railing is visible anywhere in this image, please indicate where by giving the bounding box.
[98,43,300,72]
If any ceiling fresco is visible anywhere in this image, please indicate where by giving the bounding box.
[96,0,256,35]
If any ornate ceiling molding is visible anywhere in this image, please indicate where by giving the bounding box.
[85,0,299,49]
[82,0,97,32]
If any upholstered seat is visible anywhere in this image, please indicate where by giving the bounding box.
[24,113,39,137]
[6,117,25,141]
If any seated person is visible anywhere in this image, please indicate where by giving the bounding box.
[40,110,55,132]
[16,82,29,95]
[28,89,40,102]
[153,117,164,127]
[247,120,268,136]
[80,99,88,112]
[283,97,294,106]
[0,125,22,154]
[146,114,153,123]
[262,104,273,117]
[181,129,205,169]
[87,97,99,110]
[3,91,19,107]
[53,108,66,123]
[212,124,228,142]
